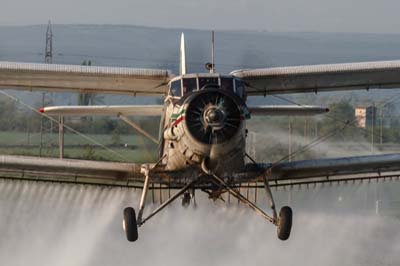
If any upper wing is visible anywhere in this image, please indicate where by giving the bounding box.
[0,61,172,96]
[231,60,400,96]
[39,105,164,116]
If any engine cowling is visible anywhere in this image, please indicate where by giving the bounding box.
[164,87,248,173]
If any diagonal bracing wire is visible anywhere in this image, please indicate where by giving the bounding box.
[0,90,130,162]
[269,91,400,143]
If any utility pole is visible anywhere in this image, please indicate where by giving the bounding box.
[45,21,55,151]
[40,21,53,157]
[304,118,308,143]
[59,116,64,159]
[249,132,256,161]
[380,107,383,145]
[371,103,375,154]
[39,92,45,157]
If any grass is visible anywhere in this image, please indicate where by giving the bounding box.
[0,131,158,163]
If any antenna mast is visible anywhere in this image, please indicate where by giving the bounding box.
[211,31,215,73]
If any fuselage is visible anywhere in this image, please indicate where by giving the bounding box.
[160,73,250,175]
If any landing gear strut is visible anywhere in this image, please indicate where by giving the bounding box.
[122,164,151,242]
[262,174,293,240]
[208,169,293,241]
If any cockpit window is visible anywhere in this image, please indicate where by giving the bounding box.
[170,80,182,97]
[182,78,197,94]
[220,77,234,92]
[235,79,245,98]
[198,77,219,89]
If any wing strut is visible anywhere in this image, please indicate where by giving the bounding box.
[138,178,199,226]
[118,114,158,144]
[201,157,292,240]
[210,172,275,223]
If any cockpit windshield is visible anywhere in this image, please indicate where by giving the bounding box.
[182,78,197,94]
[198,77,218,89]
[169,76,244,98]
[220,77,234,92]
[170,80,182,97]
[235,79,245,98]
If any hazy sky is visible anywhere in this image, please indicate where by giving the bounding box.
[1,0,400,33]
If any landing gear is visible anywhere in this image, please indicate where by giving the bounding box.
[122,164,201,242]
[205,164,293,241]
[123,207,138,242]
[182,189,195,207]
[122,164,151,242]
[277,206,292,240]
[182,191,191,207]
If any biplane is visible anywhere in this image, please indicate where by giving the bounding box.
[1,32,400,242]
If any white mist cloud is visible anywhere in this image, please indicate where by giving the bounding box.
[0,180,399,266]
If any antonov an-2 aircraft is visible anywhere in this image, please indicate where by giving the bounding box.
[2,33,400,242]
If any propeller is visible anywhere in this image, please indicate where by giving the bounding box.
[186,91,241,144]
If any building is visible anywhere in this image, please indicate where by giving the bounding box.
[355,106,377,128]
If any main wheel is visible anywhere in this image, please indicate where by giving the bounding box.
[277,206,292,241]
[123,207,138,242]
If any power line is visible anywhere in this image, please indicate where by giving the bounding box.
[0,90,130,162]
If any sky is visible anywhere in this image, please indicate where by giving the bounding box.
[1,0,400,33]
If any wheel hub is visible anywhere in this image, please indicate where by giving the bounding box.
[203,105,226,130]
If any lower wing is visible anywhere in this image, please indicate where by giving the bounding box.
[1,153,400,188]
[0,155,146,187]
[248,153,400,187]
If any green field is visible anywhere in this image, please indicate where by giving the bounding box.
[0,131,159,163]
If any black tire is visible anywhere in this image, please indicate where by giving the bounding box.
[277,206,292,241]
[123,207,138,242]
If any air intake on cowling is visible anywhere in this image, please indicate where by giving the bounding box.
[185,90,241,144]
